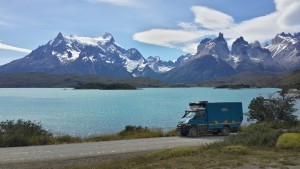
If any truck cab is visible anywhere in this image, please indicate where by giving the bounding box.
[176,101,243,137]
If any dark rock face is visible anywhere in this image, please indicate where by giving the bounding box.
[195,33,230,60]
[229,37,284,72]
[164,55,236,83]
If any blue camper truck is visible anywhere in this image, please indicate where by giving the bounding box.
[176,101,243,137]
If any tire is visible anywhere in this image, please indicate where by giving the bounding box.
[221,126,230,136]
[180,132,188,137]
[212,131,219,136]
[188,127,198,137]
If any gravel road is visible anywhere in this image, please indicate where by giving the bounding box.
[0,136,223,168]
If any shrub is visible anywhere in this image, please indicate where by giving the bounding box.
[0,119,53,147]
[276,133,300,150]
[224,123,283,147]
[118,125,149,135]
[55,135,82,144]
[222,145,249,155]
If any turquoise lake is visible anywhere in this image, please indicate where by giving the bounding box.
[0,88,299,137]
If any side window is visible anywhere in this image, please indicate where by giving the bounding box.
[195,111,205,118]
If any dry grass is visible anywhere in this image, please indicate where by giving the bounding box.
[68,146,300,169]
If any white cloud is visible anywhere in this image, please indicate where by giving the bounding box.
[0,43,32,53]
[87,0,140,7]
[191,6,235,30]
[177,22,198,31]
[180,43,199,54]
[133,29,215,54]
[133,0,300,54]
[224,13,280,43]
[277,2,300,31]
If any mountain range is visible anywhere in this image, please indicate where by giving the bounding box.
[0,32,299,83]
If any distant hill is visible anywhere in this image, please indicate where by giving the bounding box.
[0,73,165,88]
[1,70,299,88]
[198,70,300,88]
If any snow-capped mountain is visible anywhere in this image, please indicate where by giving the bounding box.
[162,33,289,83]
[163,34,236,83]
[0,32,174,77]
[0,32,299,83]
[266,32,300,70]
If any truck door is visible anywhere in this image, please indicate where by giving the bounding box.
[194,110,208,131]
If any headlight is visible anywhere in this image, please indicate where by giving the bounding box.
[183,119,190,124]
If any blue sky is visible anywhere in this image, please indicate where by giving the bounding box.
[0,0,299,65]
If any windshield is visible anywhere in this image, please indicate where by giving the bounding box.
[183,111,196,118]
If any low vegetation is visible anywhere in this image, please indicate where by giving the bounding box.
[74,82,136,90]
[0,73,166,88]
[0,122,179,147]
[276,133,300,150]
[0,119,54,147]
[214,83,252,89]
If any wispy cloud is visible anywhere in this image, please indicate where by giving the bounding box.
[87,0,140,7]
[133,0,300,54]
[191,6,235,30]
[0,43,32,53]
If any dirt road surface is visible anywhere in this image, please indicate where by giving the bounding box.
[0,136,223,168]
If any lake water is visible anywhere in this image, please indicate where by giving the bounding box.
[0,88,299,137]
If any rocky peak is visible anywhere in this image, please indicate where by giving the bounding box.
[231,37,250,57]
[125,48,143,60]
[175,54,193,67]
[294,32,300,39]
[279,32,293,37]
[250,41,261,48]
[147,56,161,63]
[195,33,230,60]
[272,32,298,45]
[51,32,67,46]
[234,37,248,45]
[200,38,211,44]
[102,32,115,43]
[213,32,226,42]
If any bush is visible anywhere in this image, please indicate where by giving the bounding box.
[276,133,300,150]
[0,119,54,147]
[55,135,82,144]
[246,88,298,127]
[118,125,150,135]
[222,145,249,155]
[224,123,283,147]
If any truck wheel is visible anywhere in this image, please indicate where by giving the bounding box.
[188,127,198,137]
[180,132,188,137]
[212,131,219,136]
[221,126,230,136]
